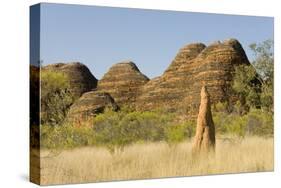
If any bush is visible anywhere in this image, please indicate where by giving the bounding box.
[250,39,274,112]
[40,108,198,151]
[40,124,96,149]
[40,71,74,125]
[212,102,228,113]
[164,121,195,144]
[40,106,273,151]
[232,64,261,110]
[246,109,273,136]
[92,109,175,152]
[213,108,273,137]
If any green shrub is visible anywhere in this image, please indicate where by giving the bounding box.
[164,121,195,144]
[212,102,228,113]
[213,108,273,137]
[40,106,273,151]
[226,115,247,137]
[214,112,248,137]
[40,124,96,149]
[40,71,74,125]
[232,64,261,110]
[246,109,273,136]
[250,39,274,112]
[92,110,175,152]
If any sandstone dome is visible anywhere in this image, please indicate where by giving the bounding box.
[42,62,97,98]
[97,61,149,108]
[66,90,119,124]
[136,39,250,116]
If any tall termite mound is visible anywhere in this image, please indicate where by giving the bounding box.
[192,86,216,154]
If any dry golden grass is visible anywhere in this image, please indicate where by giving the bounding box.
[39,136,273,185]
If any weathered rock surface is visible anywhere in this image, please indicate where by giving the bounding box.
[97,61,149,108]
[43,62,98,98]
[40,38,251,122]
[67,91,119,123]
[164,43,206,74]
[136,39,250,116]
[192,86,216,154]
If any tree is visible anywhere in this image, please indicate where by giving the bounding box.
[249,39,274,112]
[232,64,261,113]
[232,39,274,113]
[40,71,74,125]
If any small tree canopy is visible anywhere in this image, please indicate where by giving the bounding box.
[232,39,273,113]
[40,71,74,125]
[232,64,260,110]
[250,39,274,112]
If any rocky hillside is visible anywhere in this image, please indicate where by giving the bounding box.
[44,38,251,122]
[97,61,149,108]
[42,62,98,98]
[67,90,119,124]
[136,39,250,116]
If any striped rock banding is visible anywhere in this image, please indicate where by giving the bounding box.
[42,62,98,98]
[136,39,250,116]
[67,90,119,123]
[97,61,149,108]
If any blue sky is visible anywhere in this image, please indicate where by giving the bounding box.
[39,3,274,79]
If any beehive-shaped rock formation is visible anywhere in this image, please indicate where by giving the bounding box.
[43,62,98,98]
[164,43,206,74]
[136,43,207,111]
[97,61,149,108]
[67,91,119,123]
[136,39,250,115]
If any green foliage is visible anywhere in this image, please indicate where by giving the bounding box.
[213,108,273,137]
[231,39,274,113]
[40,109,197,151]
[164,121,195,144]
[40,71,74,125]
[40,105,273,150]
[232,64,261,111]
[213,113,243,136]
[40,124,96,149]
[213,102,227,112]
[250,39,274,82]
[246,109,273,136]
[250,39,274,112]
[92,109,175,152]
[212,101,233,113]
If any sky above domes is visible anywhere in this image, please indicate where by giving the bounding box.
[38,3,274,79]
